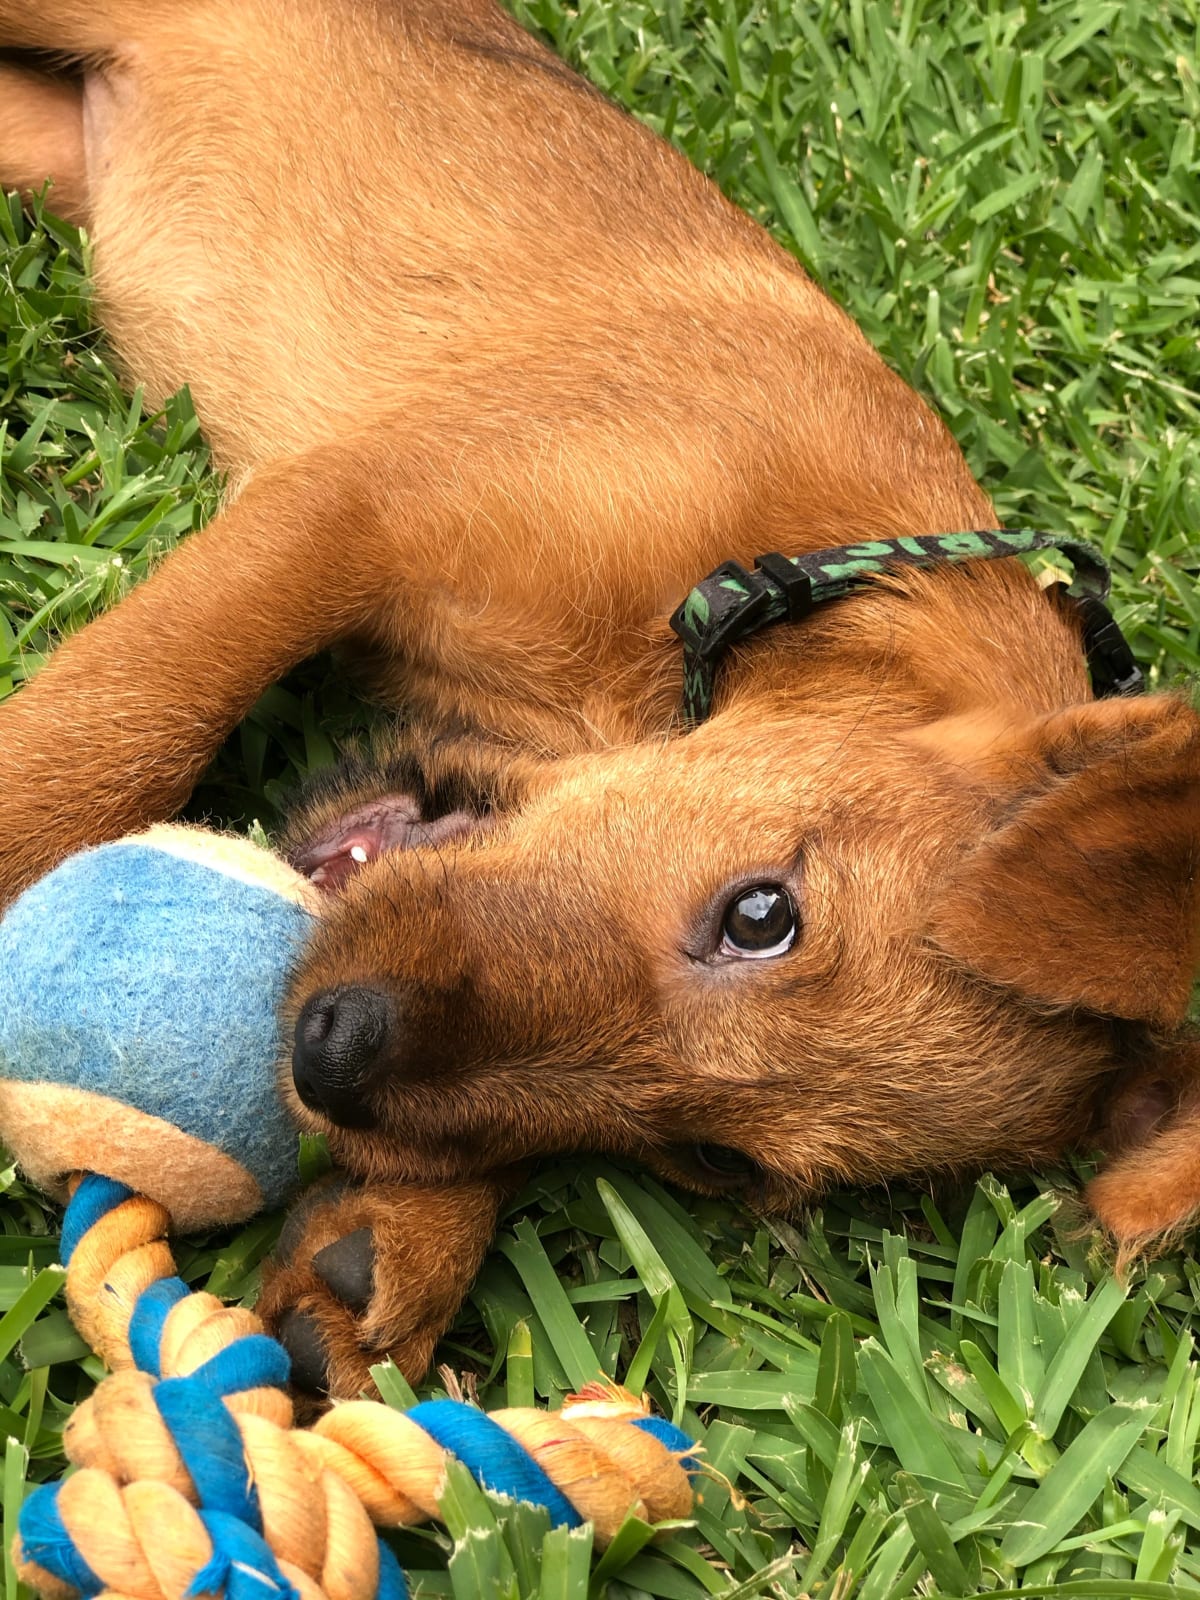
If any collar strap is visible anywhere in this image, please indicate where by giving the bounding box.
[668,529,1143,728]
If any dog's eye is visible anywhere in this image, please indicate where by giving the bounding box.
[720,884,798,958]
[693,1144,757,1182]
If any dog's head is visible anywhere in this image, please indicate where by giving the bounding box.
[281,673,1200,1247]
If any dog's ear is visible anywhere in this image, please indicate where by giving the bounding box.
[921,695,1200,1028]
[1086,1039,1200,1247]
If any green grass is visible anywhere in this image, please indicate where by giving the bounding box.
[2,0,1200,1595]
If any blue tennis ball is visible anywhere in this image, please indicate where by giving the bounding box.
[0,826,318,1229]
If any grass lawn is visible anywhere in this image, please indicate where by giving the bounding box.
[2,0,1200,1595]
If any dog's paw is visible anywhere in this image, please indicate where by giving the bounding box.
[272,1230,381,1396]
[257,1176,504,1403]
[258,1182,439,1400]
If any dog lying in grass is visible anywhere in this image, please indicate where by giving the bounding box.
[0,0,1198,1400]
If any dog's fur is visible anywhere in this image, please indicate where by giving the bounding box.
[2,0,1199,1398]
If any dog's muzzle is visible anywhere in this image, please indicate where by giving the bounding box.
[292,986,393,1127]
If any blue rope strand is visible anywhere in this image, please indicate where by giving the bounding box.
[191,1511,300,1600]
[17,1483,104,1596]
[406,1399,581,1527]
[633,1415,702,1474]
[376,1537,410,1600]
[187,1334,292,1395]
[154,1375,262,1527]
[128,1275,191,1375]
[60,1175,133,1263]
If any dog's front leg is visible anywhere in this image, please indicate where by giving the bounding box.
[0,446,385,904]
[257,1172,515,1402]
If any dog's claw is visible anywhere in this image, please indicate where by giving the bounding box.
[311,1227,375,1314]
[276,1306,332,1395]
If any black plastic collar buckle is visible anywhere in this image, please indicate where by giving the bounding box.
[668,553,819,665]
[1075,595,1145,698]
[669,559,773,660]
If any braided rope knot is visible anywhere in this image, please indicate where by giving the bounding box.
[15,1176,698,1600]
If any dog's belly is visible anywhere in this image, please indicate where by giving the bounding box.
[74,2,815,477]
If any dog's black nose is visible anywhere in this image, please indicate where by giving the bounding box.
[292,986,392,1128]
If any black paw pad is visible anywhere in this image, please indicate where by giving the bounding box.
[277,1307,331,1395]
[312,1228,375,1315]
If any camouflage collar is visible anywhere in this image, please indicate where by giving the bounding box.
[668,529,1143,729]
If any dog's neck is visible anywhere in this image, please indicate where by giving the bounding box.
[667,533,1134,730]
[446,551,1096,758]
[626,553,1095,744]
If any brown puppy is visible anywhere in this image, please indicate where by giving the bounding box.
[0,0,1197,1399]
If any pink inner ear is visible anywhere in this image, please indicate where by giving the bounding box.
[289,794,486,891]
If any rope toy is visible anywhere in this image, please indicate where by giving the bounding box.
[15,1175,698,1599]
[0,828,698,1598]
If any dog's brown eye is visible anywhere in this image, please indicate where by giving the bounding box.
[720,884,798,958]
[693,1144,757,1182]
